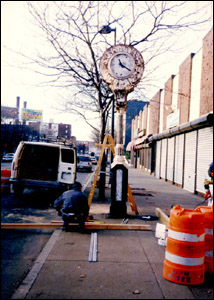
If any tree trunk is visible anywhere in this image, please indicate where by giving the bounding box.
[99,111,106,202]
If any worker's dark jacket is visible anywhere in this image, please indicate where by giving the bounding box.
[208,162,213,178]
[54,188,89,218]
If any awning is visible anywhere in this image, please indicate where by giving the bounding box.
[126,136,148,151]
[135,137,144,145]
[135,136,147,145]
[126,140,136,151]
[148,112,213,143]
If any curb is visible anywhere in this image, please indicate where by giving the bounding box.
[10,229,61,299]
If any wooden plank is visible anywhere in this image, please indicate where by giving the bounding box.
[86,223,151,230]
[96,144,115,148]
[88,135,108,207]
[155,208,169,227]
[127,184,139,215]
[51,221,151,230]
[107,135,116,156]
[1,222,151,230]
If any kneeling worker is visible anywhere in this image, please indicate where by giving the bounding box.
[54,181,89,231]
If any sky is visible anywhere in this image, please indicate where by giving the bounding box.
[1,1,213,141]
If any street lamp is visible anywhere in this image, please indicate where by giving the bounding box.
[99,25,116,46]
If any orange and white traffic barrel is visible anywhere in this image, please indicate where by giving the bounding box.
[196,206,213,274]
[1,168,11,194]
[163,205,205,285]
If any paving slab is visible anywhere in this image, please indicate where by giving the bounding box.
[26,260,164,299]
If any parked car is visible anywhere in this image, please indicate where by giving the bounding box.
[77,155,92,172]
[90,156,97,165]
[2,153,14,162]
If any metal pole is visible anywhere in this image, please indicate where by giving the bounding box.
[117,112,123,146]
[111,96,115,164]
[111,96,115,139]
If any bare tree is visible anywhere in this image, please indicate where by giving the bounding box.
[25,1,212,137]
[18,1,212,200]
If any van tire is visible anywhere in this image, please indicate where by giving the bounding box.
[13,185,24,197]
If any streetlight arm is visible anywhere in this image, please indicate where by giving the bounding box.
[99,25,116,45]
[99,25,112,34]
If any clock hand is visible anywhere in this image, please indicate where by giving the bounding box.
[118,59,125,68]
[118,59,131,71]
[124,65,131,72]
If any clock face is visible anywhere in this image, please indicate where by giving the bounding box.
[109,53,135,79]
[99,44,144,93]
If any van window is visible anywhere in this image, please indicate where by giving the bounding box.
[78,156,91,162]
[61,149,74,164]
[19,144,59,181]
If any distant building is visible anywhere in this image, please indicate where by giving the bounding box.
[1,106,19,124]
[28,121,72,140]
[125,100,148,149]
[58,123,71,139]
[1,96,20,125]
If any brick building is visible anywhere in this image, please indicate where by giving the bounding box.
[58,123,71,139]
[28,121,72,140]
[128,28,213,196]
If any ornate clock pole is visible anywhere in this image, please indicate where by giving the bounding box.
[100,44,144,217]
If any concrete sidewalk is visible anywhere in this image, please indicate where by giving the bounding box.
[11,167,213,299]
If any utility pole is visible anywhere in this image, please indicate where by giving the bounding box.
[98,25,117,201]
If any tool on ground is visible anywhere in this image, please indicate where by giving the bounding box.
[88,232,98,262]
[121,218,129,224]
[141,215,159,220]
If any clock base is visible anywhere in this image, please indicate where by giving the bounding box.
[110,162,128,218]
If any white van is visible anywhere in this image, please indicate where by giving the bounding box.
[10,141,77,196]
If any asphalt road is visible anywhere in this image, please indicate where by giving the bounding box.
[1,228,54,299]
[1,162,95,299]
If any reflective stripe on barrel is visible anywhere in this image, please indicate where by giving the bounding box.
[168,229,205,242]
[165,251,204,266]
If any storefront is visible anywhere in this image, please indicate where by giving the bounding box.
[132,113,213,195]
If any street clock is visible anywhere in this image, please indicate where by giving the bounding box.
[99,44,144,93]
[99,44,144,217]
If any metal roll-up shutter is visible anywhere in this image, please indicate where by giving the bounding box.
[174,134,184,185]
[142,148,145,168]
[148,148,152,172]
[155,141,161,178]
[139,149,143,169]
[137,149,140,169]
[196,126,213,193]
[145,148,148,170]
[167,137,175,182]
[160,139,167,179]
[184,131,197,193]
